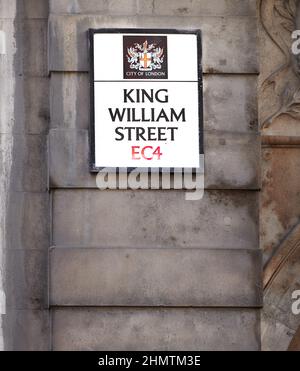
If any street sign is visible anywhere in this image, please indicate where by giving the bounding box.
[89,28,203,172]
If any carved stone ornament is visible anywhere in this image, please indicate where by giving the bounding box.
[259,0,300,128]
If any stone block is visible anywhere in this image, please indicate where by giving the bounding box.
[3,309,50,351]
[0,19,47,78]
[0,76,49,134]
[2,134,48,192]
[6,191,49,250]
[50,0,137,16]
[52,308,261,351]
[49,129,91,188]
[0,1,16,19]
[49,0,256,17]
[21,20,48,77]
[0,0,49,19]
[23,77,49,134]
[138,0,257,17]
[50,247,262,307]
[22,0,49,19]
[50,73,89,130]
[204,74,258,133]
[5,249,48,310]
[52,189,258,248]
[204,131,261,189]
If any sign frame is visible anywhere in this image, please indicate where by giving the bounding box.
[89,28,203,173]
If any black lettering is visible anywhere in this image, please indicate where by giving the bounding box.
[124,89,135,103]
[108,108,126,122]
[141,108,150,122]
[141,89,154,103]
[156,108,169,122]
[125,127,135,141]
[171,108,186,122]
[132,109,140,122]
[151,108,155,121]
[136,127,146,141]
[158,127,167,141]
[115,127,124,141]
[148,127,157,141]
[167,127,178,141]
[155,89,168,103]
[127,108,131,121]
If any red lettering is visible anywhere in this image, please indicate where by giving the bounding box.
[132,146,141,160]
[131,146,163,161]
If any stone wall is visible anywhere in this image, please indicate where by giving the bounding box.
[0,0,264,351]
[48,0,262,350]
[0,0,50,350]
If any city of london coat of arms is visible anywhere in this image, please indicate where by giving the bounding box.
[127,40,165,72]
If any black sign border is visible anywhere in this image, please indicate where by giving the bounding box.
[89,28,204,173]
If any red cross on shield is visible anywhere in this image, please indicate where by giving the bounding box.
[139,52,152,70]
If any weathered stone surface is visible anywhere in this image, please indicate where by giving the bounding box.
[6,192,49,250]
[50,247,262,307]
[21,20,48,77]
[22,0,49,19]
[205,132,260,189]
[258,0,300,135]
[1,77,49,134]
[0,1,16,19]
[49,129,91,187]
[0,22,49,133]
[261,311,296,352]
[204,75,258,133]
[0,0,48,19]
[288,327,300,351]
[0,20,16,144]
[261,147,300,264]
[49,0,256,17]
[258,0,300,351]
[52,189,258,248]
[0,134,48,192]
[3,19,49,78]
[0,21,48,130]
[50,73,258,133]
[3,310,50,351]
[0,19,47,76]
[261,224,300,351]
[5,249,48,310]
[23,77,49,134]
[0,20,16,78]
[139,0,256,17]
[52,308,261,351]
[50,0,137,16]
[0,0,50,352]
[50,73,89,130]
[48,15,258,73]
[49,129,260,189]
